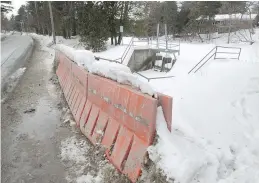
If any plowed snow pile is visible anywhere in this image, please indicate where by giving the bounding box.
[148,60,259,183]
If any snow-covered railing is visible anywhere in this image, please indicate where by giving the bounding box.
[94,56,121,64]
[135,72,175,82]
[188,46,241,74]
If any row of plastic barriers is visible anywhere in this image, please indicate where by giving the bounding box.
[55,51,173,182]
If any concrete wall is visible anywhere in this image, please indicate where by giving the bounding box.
[127,48,158,72]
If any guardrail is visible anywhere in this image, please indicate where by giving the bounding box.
[188,46,241,74]
[135,72,175,82]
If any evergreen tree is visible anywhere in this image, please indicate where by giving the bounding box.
[161,1,178,34]
[78,2,109,51]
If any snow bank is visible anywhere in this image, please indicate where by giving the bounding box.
[1,68,27,103]
[148,60,259,183]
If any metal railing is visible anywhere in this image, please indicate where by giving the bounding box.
[94,56,121,64]
[94,36,181,65]
[95,38,134,64]
[135,72,175,82]
[120,37,134,63]
[188,46,241,74]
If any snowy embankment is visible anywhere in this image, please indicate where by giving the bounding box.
[148,60,259,183]
[1,31,14,40]
[145,30,259,183]
[54,43,156,97]
[1,35,34,97]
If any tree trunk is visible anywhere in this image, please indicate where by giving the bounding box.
[227,14,232,44]
[62,28,66,39]
[34,1,41,35]
[114,30,117,45]
[42,25,45,35]
[111,34,114,45]
[227,26,231,44]
[197,33,204,42]
[72,18,76,36]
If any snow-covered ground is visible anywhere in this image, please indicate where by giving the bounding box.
[144,29,259,183]
[148,60,259,183]
[29,28,259,183]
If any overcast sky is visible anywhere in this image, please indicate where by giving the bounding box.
[6,0,27,19]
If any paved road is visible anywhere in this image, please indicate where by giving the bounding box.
[1,34,33,91]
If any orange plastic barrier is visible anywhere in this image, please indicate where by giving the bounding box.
[56,51,173,183]
[157,93,173,132]
[69,62,88,125]
[79,73,158,182]
[57,53,72,91]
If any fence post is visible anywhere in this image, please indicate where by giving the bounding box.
[238,48,241,60]
[179,39,180,55]
[214,46,217,59]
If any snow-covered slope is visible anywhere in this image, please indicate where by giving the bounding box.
[145,29,259,183]
[148,59,259,183]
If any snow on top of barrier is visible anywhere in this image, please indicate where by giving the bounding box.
[55,44,156,97]
[90,61,156,97]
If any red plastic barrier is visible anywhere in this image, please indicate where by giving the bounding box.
[157,93,173,132]
[79,73,158,182]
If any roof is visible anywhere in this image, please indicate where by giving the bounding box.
[197,13,258,21]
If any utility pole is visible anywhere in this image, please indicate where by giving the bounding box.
[48,1,56,44]
[34,1,40,34]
